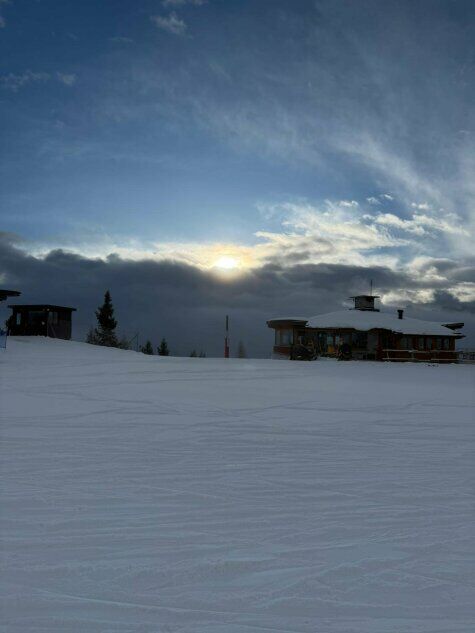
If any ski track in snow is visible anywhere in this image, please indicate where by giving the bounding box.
[1,337,474,632]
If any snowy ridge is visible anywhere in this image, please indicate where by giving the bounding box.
[1,337,474,632]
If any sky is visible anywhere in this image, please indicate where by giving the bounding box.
[0,0,474,355]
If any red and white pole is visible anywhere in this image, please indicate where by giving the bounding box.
[224,314,230,358]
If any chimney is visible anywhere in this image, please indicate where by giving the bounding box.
[397,309,404,320]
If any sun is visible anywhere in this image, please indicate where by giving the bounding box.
[213,256,240,271]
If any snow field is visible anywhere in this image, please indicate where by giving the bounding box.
[1,337,474,632]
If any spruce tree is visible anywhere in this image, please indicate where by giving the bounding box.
[157,338,170,356]
[141,340,154,355]
[93,290,119,347]
[199,351,206,358]
[190,349,197,357]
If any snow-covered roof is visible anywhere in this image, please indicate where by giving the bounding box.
[305,310,461,336]
[267,317,308,323]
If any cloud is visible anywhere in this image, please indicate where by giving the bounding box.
[151,13,187,35]
[0,70,51,92]
[411,202,431,210]
[56,72,77,86]
[0,70,77,91]
[21,194,469,282]
[1,232,474,356]
[256,199,407,268]
[367,211,468,237]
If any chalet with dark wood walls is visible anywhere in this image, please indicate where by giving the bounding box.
[267,295,464,363]
[8,305,76,340]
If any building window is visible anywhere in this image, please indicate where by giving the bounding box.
[28,311,45,327]
[352,332,368,348]
[400,336,408,349]
[443,338,450,350]
[276,329,293,346]
[16,312,21,325]
[317,332,328,352]
[427,338,433,350]
[48,311,59,325]
[418,337,425,350]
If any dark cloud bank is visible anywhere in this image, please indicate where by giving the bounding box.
[1,233,474,356]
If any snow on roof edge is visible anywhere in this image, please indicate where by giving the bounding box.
[268,310,463,336]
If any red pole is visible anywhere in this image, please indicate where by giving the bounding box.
[224,315,229,358]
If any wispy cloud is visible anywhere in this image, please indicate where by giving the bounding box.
[0,70,51,91]
[0,70,76,91]
[56,72,77,86]
[411,202,431,210]
[150,13,186,36]
[366,211,468,237]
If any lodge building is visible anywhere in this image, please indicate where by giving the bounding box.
[267,295,464,363]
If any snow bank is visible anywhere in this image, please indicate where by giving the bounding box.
[1,337,474,631]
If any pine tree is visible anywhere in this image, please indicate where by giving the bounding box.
[190,349,197,357]
[91,290,119,347]
[157,338,170,356]
[199,351,206,358]
[141,340,154,355]
[96,290,117,331]
[237,340,247,358]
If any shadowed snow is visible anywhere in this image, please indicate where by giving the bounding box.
[1,337,474,632]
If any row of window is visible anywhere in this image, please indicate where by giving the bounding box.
[275,329,453,351]
[15,311,60,326]
[399,336,451,351]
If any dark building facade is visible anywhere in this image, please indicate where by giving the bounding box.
[8,305,76,340]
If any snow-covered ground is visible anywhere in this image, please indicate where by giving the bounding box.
[1,337,474,632]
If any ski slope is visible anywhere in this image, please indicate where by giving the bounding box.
[1,337,474,632]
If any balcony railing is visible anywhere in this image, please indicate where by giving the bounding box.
[382,349,457,363]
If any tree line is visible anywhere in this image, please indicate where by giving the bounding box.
[86,291,172,355]
[86,290,247,357]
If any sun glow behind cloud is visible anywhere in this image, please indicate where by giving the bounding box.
[21,193,473,308]
[213,256,240,270]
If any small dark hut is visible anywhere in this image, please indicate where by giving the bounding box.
[8,305,76,340]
